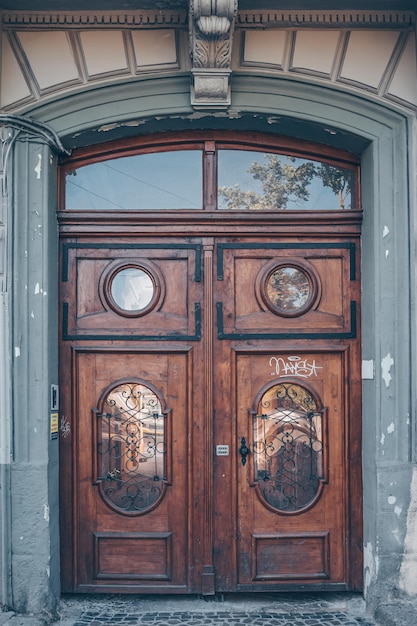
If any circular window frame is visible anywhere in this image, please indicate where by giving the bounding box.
[100,259,164,318]
[256,259,321,318]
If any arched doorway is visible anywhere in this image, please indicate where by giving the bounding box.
[58,131,363,594]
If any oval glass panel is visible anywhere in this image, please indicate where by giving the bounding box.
[110,267,154,313]
[266,266,311,313]
[97,382,166,515]
[253,382,324,513]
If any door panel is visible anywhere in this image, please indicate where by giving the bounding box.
[74,349,189,591]
[60,233,361,593]
[62,242,202,340]
[212,236,360,592]
[60,239,204,592]
[216,242,356,339]
[61,233,361,592]
[235,350,347,588]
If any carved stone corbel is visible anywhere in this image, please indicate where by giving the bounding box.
[190,0,238,109]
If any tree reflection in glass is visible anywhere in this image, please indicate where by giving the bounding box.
[218,151,354,210]
[266,266,311,313]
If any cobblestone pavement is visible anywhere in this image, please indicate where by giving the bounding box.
[68,610,375,626]
[53,593,379,626]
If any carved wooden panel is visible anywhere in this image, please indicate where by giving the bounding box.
[61,242,202,340]
[235,349,349,588]
[73,349,189,591]
[216,241,357,339]
[94,532,173,580]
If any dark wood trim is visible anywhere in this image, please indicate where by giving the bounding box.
[59,130,361,168]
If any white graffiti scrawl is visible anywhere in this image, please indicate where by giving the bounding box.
[269,356,322,378]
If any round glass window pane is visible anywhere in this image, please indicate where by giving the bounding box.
[111,268,154,312]
[266,267,311,313]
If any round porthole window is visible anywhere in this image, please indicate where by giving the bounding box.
[101,261,163,317]
[111,267,154,312]
[260,261,319,317]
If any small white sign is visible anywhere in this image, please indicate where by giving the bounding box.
[216,445,229,456]
[362,360,374,380]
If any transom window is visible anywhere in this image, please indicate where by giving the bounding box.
[62,136,359,211]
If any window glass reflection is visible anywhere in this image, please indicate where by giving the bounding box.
[98,383,166,513]
[66,151,202,210]
[266,267,311,312]
[218,150,354,210]
[111,268,154,312]
[253,382,324,512]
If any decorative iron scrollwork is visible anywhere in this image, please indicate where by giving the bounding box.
[252,382,325,513]
[96,382,167,515]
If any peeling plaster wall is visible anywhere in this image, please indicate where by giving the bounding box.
[359,102,415,606]
[400,467,417,595]
[9,138,60,614]
[398,115,417,599]
[0,127,13,609]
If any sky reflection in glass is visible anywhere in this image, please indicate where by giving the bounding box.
[66,151,203,210]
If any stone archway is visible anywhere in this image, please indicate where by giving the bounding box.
[1,6,415,609]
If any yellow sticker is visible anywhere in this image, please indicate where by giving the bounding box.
[50,412,59,440]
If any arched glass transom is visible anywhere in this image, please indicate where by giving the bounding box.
[252,382,325,514]
[63,137,359,211]
[96,382,166,515]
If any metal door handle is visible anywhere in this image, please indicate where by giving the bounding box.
[239,437,249,466]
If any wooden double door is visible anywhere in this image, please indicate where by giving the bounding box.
[60,229,362,594]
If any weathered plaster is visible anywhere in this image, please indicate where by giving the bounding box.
[364,542,379,598]
[8,137,60,613]
[381,353,394,388]
[400,466,417,595]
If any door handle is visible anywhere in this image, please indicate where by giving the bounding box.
[239,437,249,466]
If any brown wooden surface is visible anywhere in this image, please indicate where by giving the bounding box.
[59,132,362,594]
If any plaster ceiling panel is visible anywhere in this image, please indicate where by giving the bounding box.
[79,30,129,76]
[131,30,177,68]
[291,30,341,76]
[340,30,400,89]
[1,35,31,107]
[242,30,287,68]
[388,33,417,105]
[17,30,79,90]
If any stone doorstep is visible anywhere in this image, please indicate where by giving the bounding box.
[0,616,46,626]
[0,613,15,626]
[374,600,417,626]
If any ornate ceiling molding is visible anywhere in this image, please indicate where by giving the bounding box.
[190,0,238,109]
[237,10,415,29]
[1,7,416,113]
[2,11,188,28]
[3,9,414,29]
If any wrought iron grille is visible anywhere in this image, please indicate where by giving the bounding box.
[96,383,166,514]
[253,382,324,513]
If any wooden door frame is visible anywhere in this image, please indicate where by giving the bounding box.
[58,130,363,594]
